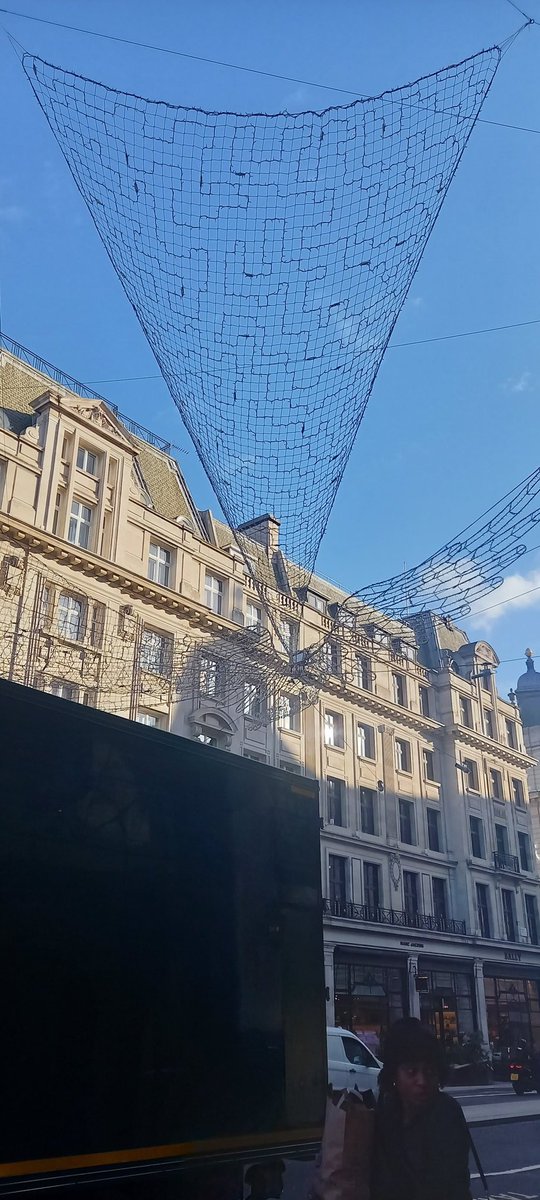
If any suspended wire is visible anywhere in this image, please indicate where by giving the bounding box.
[83,315,540,385]
[0,5,539,135]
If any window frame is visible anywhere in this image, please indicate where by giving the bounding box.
[419,686,430,718]
[427,807,441,853]
[432,876,447,922]
[139,627,173,677]
[399,798,415,846]
[462,758,479,792]
[278,692,300,733]
[395,737,411,774]
[359,786,377,836]
[469,815,484,860]
[501,887,516,942]
[511,777,525,808]
[327,777,344,826]
[476,882,491,938]
[57,592,85,642]
[324,710,344,749]
[518,830,531,872]
[328,853,347,904]
[422,748,436,782]
[392,672,406,707]
[489,767,503,801]
[356,721,375,760]
[148,541,172,587]
[76,445,98,476]
[243,680,264,720]
[68,499,93,550]
[199,653,226,699]
[459,696,472,728]
[246,601,263,630]
[204,572,224,615]
[483,709,494,739]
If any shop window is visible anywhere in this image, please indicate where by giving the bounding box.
[525,895,539,946]
[360,787,377,836]
[469,815,484,859]
[327,778,344,826]
[395,738,411,773]
[324,710,344,748]
[518,831,532,872]
[329,855,347,904]
[476,883,491,938]
[399,799,415,846]
[501,888,516,942]
[357,722,375,759]
[427,808,441,852]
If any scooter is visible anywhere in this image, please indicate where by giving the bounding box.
[509,1055,540,1095]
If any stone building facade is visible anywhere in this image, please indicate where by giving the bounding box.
[1,337,540,1057]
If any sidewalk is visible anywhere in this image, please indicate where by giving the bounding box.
[462,1095,540,1127]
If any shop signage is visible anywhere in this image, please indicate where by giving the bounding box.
[400,940,424,948]
[504,950,521,961]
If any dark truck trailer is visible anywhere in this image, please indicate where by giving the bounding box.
[0,679,326,1198]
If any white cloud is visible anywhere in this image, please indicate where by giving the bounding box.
[503,370,533,395]
[468,568,540,631]
[409,295,424,309]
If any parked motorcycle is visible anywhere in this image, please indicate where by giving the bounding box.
[510,1054,540,1095]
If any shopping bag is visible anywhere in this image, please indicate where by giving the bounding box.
[309,1086,374,1200]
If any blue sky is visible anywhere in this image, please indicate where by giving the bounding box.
[1,0,539,697]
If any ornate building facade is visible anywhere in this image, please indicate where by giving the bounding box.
[1,336,540,1057]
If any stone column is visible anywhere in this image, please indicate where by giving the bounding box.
[324,943,336,1025]
[473,959,490,1049]
[407,955,420,1019]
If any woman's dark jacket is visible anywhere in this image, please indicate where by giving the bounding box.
[371,1089,472,1200]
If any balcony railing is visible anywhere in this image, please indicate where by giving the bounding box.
[493,851,520,874]
[323,898,466,936]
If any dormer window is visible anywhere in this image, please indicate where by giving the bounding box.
[307,591,326,613]
[76,446,98,475]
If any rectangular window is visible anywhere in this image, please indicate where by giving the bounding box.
[481,669,491,691]
[52,491,62,535]
[462,758,479,791]
[419,686,430,718]
[76,446,98,475]
[278,693,300,733]
[327,778,344,826]
[140,629,172,676]
[49,680,78,701]
[356,655,372,691]
[432,878,447,922]
[469,815,484,859]
[399,798,415,845]
[58,593,84,642]
[356,722,375,760]
[395,738,411,773]
[136,711,161,727]
[363,862,380,914]
[427,808,441,852]
[0,457,7,507]
[484,709,494,739]
[422,749,436,782]
[90,601,105,649]
[518,831,531,872]
[495,823,509,858]
[204,573,223,614]
[243,681,263,720]
[243,749,266,763]
[329,854,347,904]
[525,894,539,946]
[324,640,341,676]
[246,602,262,630]
[512,778,525,807]
[505,719,516,749]
[459,696,472,728]
[199,654,225,698]
[278,618,298,654]
[392,673,406,707]
[403,870,419,917]
[501,888,516,942]
[68,500,92,549]
[148,542,171,587]
[489,768,503,800]
[360,787,377,836]
[476,883,491,938]
[308,591,326,613]
[324,710,344,748]
[280,759,302,774]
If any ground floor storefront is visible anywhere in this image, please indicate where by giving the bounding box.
[331,944,540,1056]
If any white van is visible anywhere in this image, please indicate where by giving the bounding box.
[327,1026,382,1097]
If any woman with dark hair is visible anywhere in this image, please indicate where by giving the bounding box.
[371,1019,472,1200]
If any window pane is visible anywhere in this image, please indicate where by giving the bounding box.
[327,778,343,826]
[58,594,83,641]
[360,788,376,836]
[427,809,440,852]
